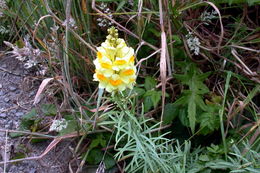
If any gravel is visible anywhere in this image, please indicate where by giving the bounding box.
[0,55,72,173]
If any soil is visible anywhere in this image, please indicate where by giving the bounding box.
[0,53,73,173]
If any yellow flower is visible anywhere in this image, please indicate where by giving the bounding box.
[93,27,136,93]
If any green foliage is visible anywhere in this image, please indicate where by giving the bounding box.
[197,104,221,135]
[86,149,116,169]
[163,103,179,124]
[173,63,210,134]
[134,76,163,113]
[58,120,78,136]
[4,0,260,172]
[206,142,260,172]
[41,104,57,116]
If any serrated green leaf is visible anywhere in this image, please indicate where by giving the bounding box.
[188,95,196,134]
[198,104,220,135]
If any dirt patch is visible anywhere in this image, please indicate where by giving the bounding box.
[0,54,73,173]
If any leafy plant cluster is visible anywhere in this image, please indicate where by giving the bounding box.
[1,0,260,172]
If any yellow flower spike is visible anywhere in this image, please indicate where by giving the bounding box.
[93,27,137,93]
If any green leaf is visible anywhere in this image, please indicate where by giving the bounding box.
[20,108,38,130]
[178,108,189,127]
[188,95,196,134]
[198,104,220,135]
[41,104,57,116]
[89,135,107,149]
[150,91,161,108]
[144,90,161,111]
[173,63,211,133]
[172,35,182,45]
[144,76,157,90]
[89,139,101,150]
[133,87,146,97]
[22,108,37,120]
[10,109,38,137]
[59,120,78,136]
[104,155,116,169]
[199,154,210,162]
[116,0,126,11]
[163,103,179,124]
[86,149,103,165]
[144,95,153,112]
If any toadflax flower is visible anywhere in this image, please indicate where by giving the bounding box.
[93,27,136,93]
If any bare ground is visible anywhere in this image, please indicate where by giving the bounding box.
[0,54,73,173]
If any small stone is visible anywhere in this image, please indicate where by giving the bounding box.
[29,168,36,173]
[29,91,35,97]
[11,110,16,114]
[0,84,2,88]
[9,86,17,91]
[15,112,23,117]
[0,113,7,118]
[4,97,10,102]
[5,121,13,129]
[0,91,5,96]
[2,64,7,68]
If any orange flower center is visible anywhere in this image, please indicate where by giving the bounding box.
[109,79,122,86]
[122,69,134,76]
[97,74,106,81]
[114,60,126,65]
[101,62,112,69]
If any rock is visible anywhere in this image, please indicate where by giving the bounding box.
[29,91,36,97]
[5,121,13,129]
[0,113,7,118]
[9,86,17,91]
[0,91,4,96]
[10,110,16,114]
[15,112,24,117]
[4,97,10,103]
[29,168,37,173]
[0,84,2,88]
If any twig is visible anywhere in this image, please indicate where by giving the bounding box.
[230,45,260,53]
[159,0,167,128]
